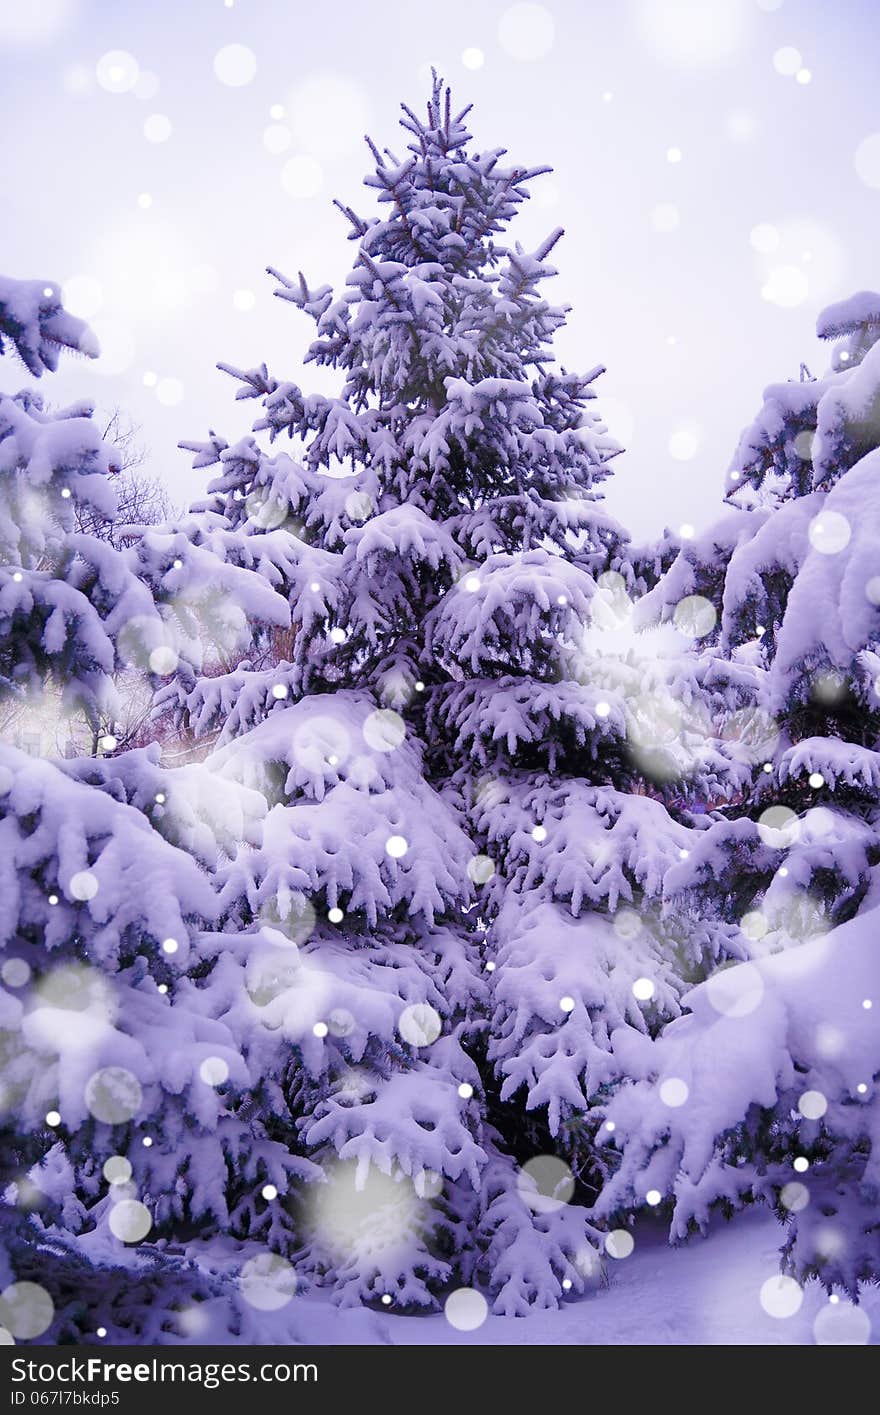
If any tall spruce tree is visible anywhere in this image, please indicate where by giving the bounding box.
[170,78,739,1314]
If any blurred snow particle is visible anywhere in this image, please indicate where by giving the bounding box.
[796,68,812,84]
[444,1288,488,1330]
[559,995,575,1013]
[261,1184,278,1201]
[269,103,285,120]
[385,834,408,860]
[814,1300,871,1345]
[808,771,825,788]
[811,672,846,709]
[45,1110,61,1127]
[458,1082,474,1099]
[780,1181,809,1212]
[108,1199,152,1244]
[281,155,323,200]
[461,47,485,70]
[798,1089,827,1120]
[136,192,152,209]
[761,265,809,307]
[659,1077,689,1107]
[605,1229,635,1260]
[156,376,184,407]
[757,805,800,848]
[69,870,98,901]
[808,510,851,554]
[232,288,255,312]
[363,708,406,752]
[149,645,179,674]
[498,4,555,61]
[740,909,768,942]
[0,1282,54,1340]
[668,424,699,459]
[327,907,343,924]
[635,0,750,66]
[398,1002,441,1046]
[1,959,29,988]
[102,1156,132,1185]
[288,73,369,158]
[750,222,779,253]
[674,594,717,638]
[96,50,139,95]
[759,1274,803,1318]
[328,1008,354,1037]
[632,976,655,1001]
[666,146,682,163]
[312,1021,328,1038]
[239,1254,297,1310]
[143,113,172,143]
[85,1067,143,1124]
[651,202,680,233]
[854,133,880,189]
[263,123,291,155]
[213,43,257,87]
[613,908,642,940]
[466,854,496,884]
[517,1155,574,1213]
[646,1189,662,1205]
[531,824,547,842]
[772,46,802,76]
[199,1057,229,1086]
[707,961,765,1017]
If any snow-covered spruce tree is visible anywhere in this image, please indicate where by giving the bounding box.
[0,278,304,1343]
[596,292,880,1297]
[170,79,742,1314]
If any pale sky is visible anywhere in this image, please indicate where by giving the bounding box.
[3,0,879,540]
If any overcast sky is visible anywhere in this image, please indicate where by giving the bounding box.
[3,0,879,540]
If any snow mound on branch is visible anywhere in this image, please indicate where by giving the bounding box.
[771,449,880,705]
[817,291,880,341]
[0,275,98,376]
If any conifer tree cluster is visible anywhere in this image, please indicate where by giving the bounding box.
[1,83,879,1342]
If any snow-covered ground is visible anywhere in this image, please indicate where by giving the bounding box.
[200,1211,877,1346]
